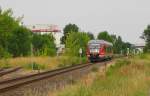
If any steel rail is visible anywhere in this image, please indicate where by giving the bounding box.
[0,67,22,77]
[0,68,4,72]
[0,61,109,93]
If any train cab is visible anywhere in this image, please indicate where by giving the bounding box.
[86,40,113,62]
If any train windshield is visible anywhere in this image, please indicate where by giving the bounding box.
[88,44,100,53]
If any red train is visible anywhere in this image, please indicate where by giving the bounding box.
[86,40,113,62]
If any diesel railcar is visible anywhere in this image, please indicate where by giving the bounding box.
[86,40,113,62]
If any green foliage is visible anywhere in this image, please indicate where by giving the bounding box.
[87,32,94,40]
[106,59,131,76]
[65,32,90,56]
[97,32,132,54]
[138,54,150,59]
[0,8,34,58]
[61,23,79,44]
[0,45,11,58]
[57,57,150,96]
[97,31,112,42]
[32,34,56,56]
[24,62,47,70]
[58,57,87,68]
[122,42,132,54]
[0,8,57,58]
[8,27,32,57]
[91,66,99,72]
[142,25,150,52]
[58,84,92,96]
[111,35,132,54]
[112,36,123,54]
[0,59,11,68]
[0,9,19,58]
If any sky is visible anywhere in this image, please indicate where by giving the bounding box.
[0,0,150,44]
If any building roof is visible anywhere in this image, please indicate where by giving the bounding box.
[133,43,145,48]
[31,29,61,32]
[26,24,61,32]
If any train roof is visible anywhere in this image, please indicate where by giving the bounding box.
[88,40,113,46]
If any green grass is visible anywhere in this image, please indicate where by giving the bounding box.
[106,58,131,76]
[135,53,150,60]
[0,56,88,70]
[23,62,48,70]
[0,59,12,68]
[54,54,150,96]
[58,57,87,68]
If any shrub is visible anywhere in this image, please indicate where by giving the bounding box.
[0,46,12,59]
[91,66,99,72]
[65,32,90,56]
[0,58,11,68]
[24,62,47,70]
[138,54,149,59]
[106,59,131,76]
[58,57,88,68]
[32,34,56,56]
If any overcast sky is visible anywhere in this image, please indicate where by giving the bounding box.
[0,0,149,44]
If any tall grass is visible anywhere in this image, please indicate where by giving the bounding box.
[0,56,88,70]
[58,57,87,68]
[135,53,150,60]
[54,54,150,96]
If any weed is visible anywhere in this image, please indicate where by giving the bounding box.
[91,66,99,72]
[57,57,88,68]
[54,56,150,96]
[106,59,131,76]
[24,62,47,70]
[0,56,88,70]
[0,59,11,68]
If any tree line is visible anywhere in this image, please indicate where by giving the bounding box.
[61,24,132,56]
[2,8,149,59]
[141,25,150,53]
[97,31,132,54]
[0,8,133,58]
[0,9,56,58]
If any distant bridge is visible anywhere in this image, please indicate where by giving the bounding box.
[133,43,145,53]
[134,43,145,48]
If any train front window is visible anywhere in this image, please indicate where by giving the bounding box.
[89,44,100,53]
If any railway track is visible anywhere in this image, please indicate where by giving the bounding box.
[0,68,4,72]
[0,61,110,93]
[0,67,22,77]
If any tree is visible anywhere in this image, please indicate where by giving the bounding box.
[97,31,112,42]
[65,32,90,56]
[113,36,124,54]
[32,34,56,56]
[87,32,94,40]
[112,35,132,54]
[141,25,150,52]
[61,24,79,44]
[8,27,32,57]
[111,35,117,43]
[0,8,20,58]
[0,8,57,58]
[122,42,132,54]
